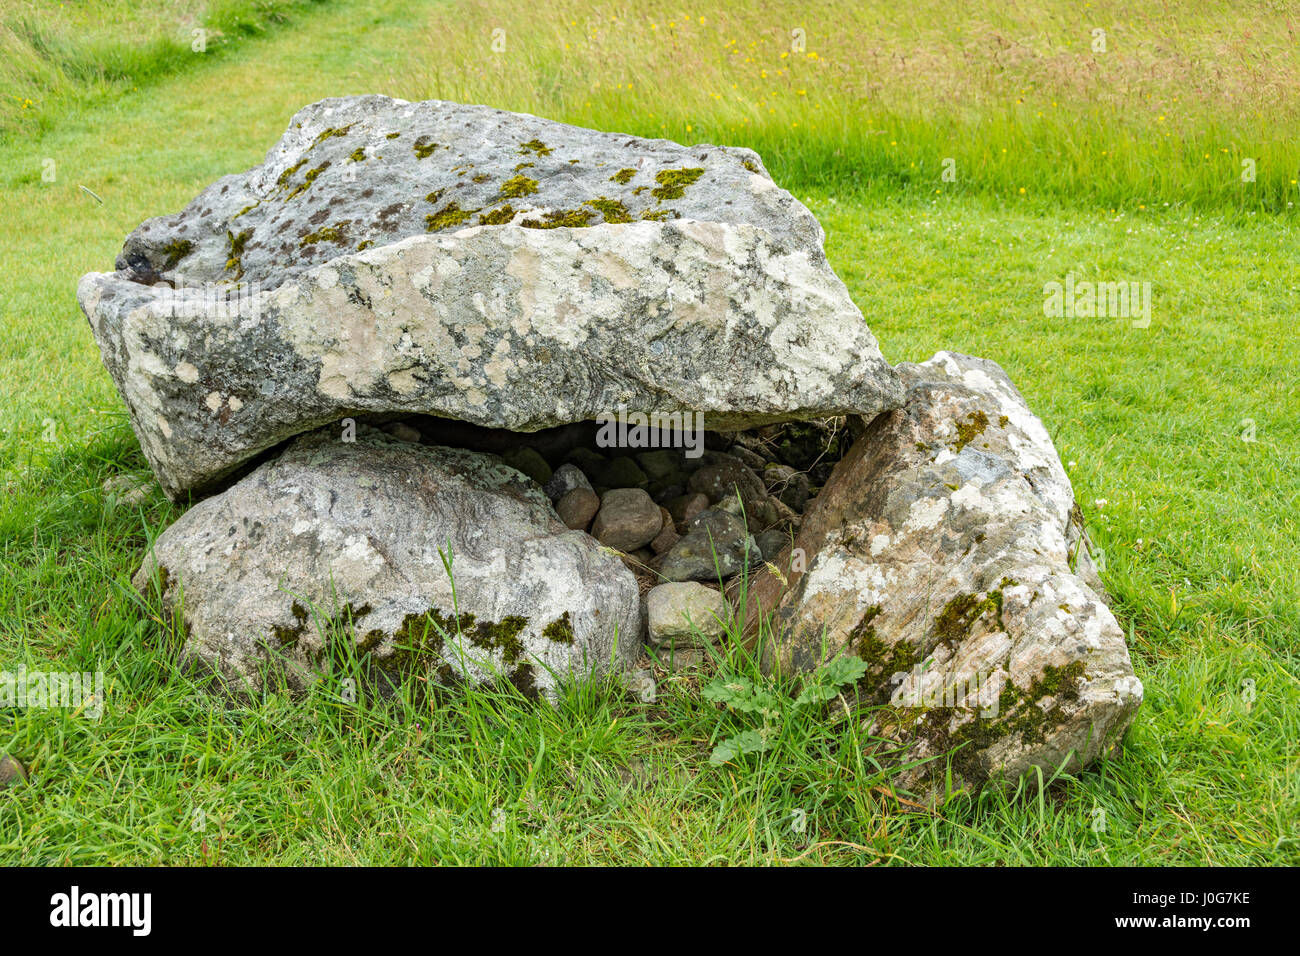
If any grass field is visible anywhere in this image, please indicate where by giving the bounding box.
[1,0,1296,864]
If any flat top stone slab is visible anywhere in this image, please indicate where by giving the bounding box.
[79,96,902,500]
[112,95,826,290]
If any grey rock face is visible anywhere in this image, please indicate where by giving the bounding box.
[754,528,793,563]
[78,96,902,499]
[660,509,761,583]
[134,428,640,698]
[743,352,1143,793]
[687,458,767,506]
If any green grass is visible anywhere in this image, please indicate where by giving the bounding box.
[0,0,334,140]
[1,0,1296,864]
[398,0,1300,213]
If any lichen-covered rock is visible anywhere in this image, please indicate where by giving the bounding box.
[78,95,902,499]
[743,351,1142,794]
[134,427,640,698]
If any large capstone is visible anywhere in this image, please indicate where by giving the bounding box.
[79,95,902,499]
[134,427,641,698]
[742,351,1143,794]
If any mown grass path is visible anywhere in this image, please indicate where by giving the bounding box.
[1,0,1296,865]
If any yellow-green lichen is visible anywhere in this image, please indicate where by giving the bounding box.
[610,168,637,184]
[640,208,677,222]
[224,228,252,278]
[500,175,539,198]
[521,208,593,229]
[161,239,194,270]
[311,124,354,147]
[412,137,442,159]
[584,196,632,223]
[478,205,518,225]
[425,202,479,231]
[348,147,366,163]
[285,162,329,200]
[651,166,704,200]
[276,158,307,187]
[952,410,990,452]
[518,138,552,156]
[298,220,352,248]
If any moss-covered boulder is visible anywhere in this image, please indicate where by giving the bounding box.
[742,351,1143,795]
[134,427,640,698]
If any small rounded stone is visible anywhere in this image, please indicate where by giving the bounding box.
[591,488,663,552]
[555,487,600,530]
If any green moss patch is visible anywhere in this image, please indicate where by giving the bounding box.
[412,136,442,159]
[610,167,637,184]
[584,196,632,223]
[425,201,479,231]
[521,208,593,229]
[160,238,193,270]
[500,174,539,198]
[952,409,990,452]
[479,205,518,225]
[224,228,252,278]
[518,138,553,156]
[298,220,352,248]
[651,166,704,200]
[849,605,919,695]
[542,612,575,644]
